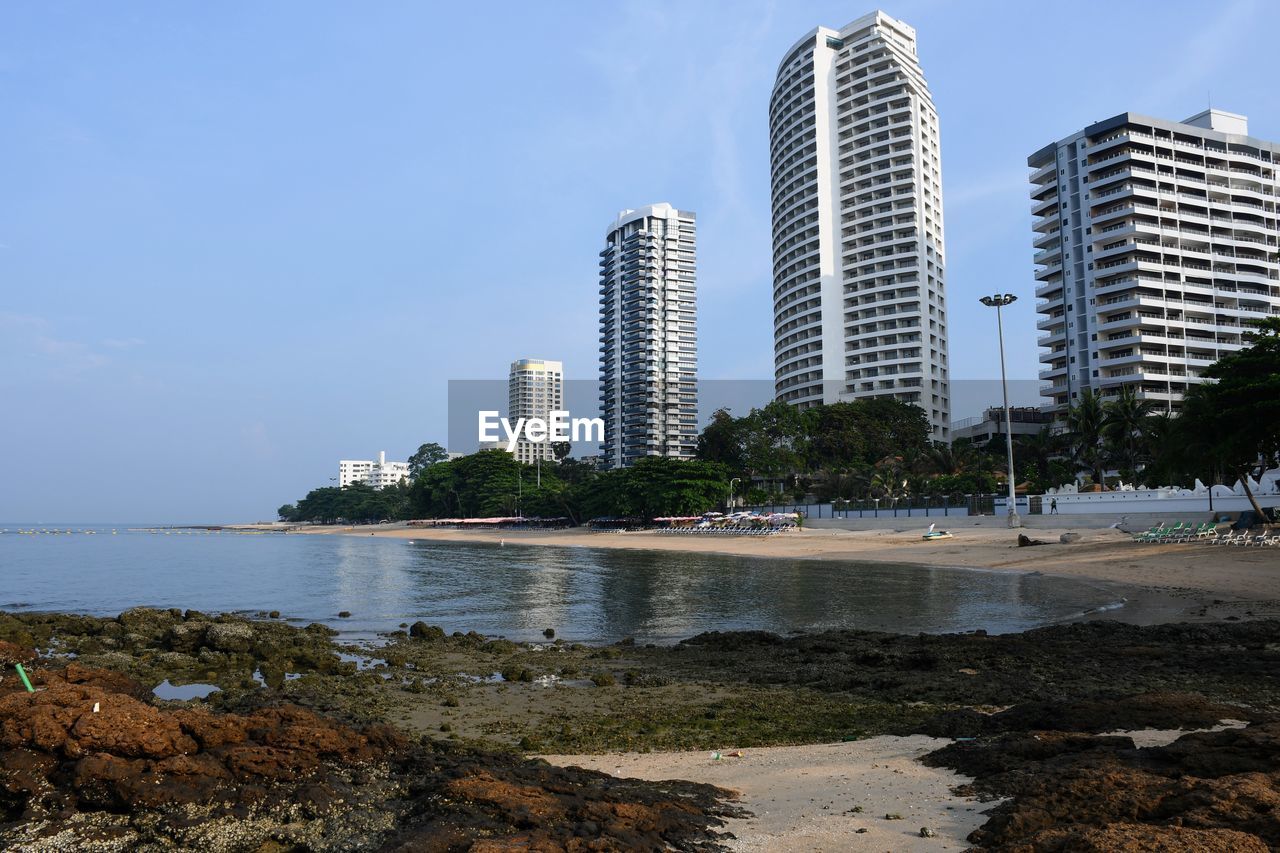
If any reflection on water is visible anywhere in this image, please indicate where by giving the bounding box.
[0,529,1156,642]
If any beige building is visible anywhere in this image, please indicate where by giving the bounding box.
[508,358,563,464]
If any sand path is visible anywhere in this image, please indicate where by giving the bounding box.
[544,736,989,851]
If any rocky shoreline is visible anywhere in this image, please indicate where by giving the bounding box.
[2,608,1279,850]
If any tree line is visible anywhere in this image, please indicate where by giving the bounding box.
[279,449,728,525]
[277,318,1279,523]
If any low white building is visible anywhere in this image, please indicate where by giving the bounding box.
[338,451,410,489]
[950,406,1054,444]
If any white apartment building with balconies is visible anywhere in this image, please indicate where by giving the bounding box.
[508,358,563,464]
[770,10,950,441]
[338,451,410,489]
[1030,109,1280,414]
[598,203,698,469]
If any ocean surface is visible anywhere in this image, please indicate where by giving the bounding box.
[0,527,1168,642]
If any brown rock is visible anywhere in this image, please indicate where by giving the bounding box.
[1012,823,1269,852]
[68,694,197,759]
[0,640,36,666]
[171,707,249,748]
[220,744,321,781]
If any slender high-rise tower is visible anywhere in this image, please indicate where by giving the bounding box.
[598,203,699,469]
[1030,109,1280,415]
[770,10,950,441]
[507,358,563,464]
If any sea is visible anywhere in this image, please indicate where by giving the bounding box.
[0,526,1176,643]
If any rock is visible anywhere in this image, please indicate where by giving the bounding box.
[925,720,1280,850]
[338,611,351,619]
[164,622,210,653]
[268,610,280,619]
[885,812,903,820]
[543,628,555,639]
[409,622,445,641]
[919,826,935,837]
[1020,824,1267,852]
[1060,531,1081,544]
[1017,534,1049,547]
[0,640,36,666]
[204,622,254,654]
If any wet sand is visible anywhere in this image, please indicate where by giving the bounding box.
[544,736,990,852]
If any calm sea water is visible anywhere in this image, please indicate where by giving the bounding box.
[0,527,1165,642]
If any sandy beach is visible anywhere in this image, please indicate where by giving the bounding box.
[285,523,1280,617]
[545,736,989,851]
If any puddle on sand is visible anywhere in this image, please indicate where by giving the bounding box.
[153,680,219,701]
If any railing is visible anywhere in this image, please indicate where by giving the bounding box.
[741,494,1007,519]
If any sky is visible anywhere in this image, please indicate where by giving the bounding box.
[2,0,1277,522]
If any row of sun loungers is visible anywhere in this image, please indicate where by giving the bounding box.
[655,525,794,536]
[1133,522,1278,546]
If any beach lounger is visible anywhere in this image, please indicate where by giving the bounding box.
[1132,524,1163,543]
[1246,530,1277,547]
[1175,522,1213,543]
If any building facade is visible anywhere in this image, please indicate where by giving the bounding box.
[770,11,950,441]
[598,203,698,468]
[1030,109,1280,414]
[508,358,563,464]
[338,451,410,489]
[950,406,1054,445]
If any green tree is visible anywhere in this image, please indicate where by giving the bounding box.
[740,401,806,485]
[276,503,297,522]
[800,403,869,472]
[695,408,747,471]
[616,457,729,517]
[1178,317,1280,521]
[407,442,449,477]
[1103,385,1155,480]
[1014,427,1064,494]
[1067,389,1107,486]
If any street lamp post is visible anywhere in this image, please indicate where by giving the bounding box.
[728,477,741,511]
[980,293,1021,528]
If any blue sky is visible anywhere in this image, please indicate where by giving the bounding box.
[2,0,1276,522]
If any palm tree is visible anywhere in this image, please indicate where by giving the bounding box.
[1015,427,1062,492]
[1067,389,1107,486]
[1141,411,1194,487]
[869,457,908,500]
[1103,385,1155,480]
[928,440,977,477]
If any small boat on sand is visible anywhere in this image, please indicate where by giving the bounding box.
[921,523,953,541]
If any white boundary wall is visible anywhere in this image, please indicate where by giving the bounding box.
[1030,468,1280,515]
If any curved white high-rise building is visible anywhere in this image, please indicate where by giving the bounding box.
[770,10,949,440]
